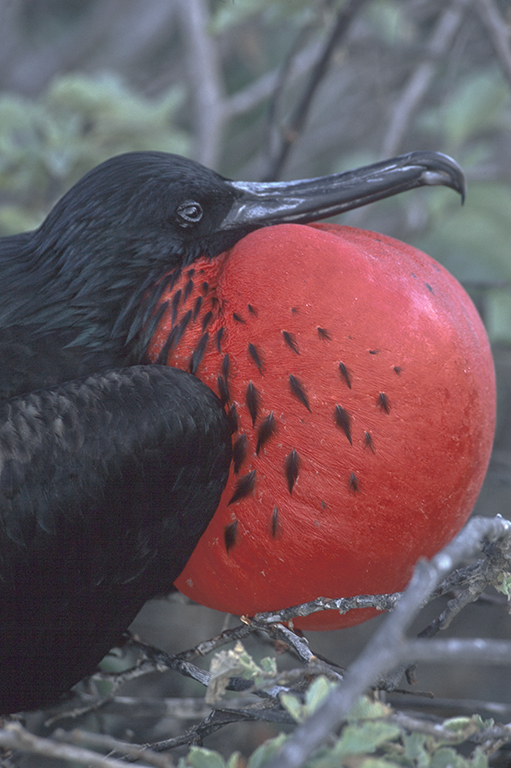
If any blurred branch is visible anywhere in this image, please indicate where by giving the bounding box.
[176,0,225,168]
[0,721,161,768]
[225,41,323,120]
[262,0,370,181]
[475,0,511,88]
[381,0,472,156]
[0,0,121,95]
[264,515,511,768]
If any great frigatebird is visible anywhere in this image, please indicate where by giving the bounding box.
[0,150,465,713]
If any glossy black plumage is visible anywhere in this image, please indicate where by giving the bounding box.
[0,149,465,713]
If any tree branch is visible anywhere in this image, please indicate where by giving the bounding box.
[264,515,511,768]
[262,0,370,181]
[475,0,511,89]
[175,0,226,168]
[381,0,472,156]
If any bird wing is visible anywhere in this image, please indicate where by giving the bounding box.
[0,364,231,711]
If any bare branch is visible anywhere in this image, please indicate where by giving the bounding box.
[475,0,511,89]
[381,0,472,156]
[224,41,323,120]
[0,721,159,768]
[175,0,226,168]
[52,728,175,768]
[262,0,370,181]
[263,515,511,768]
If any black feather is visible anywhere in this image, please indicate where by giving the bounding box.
[284,449,300,494]
[193,294,203,320]
[338,362,352,388]
[216,326,225,352]
[364,431,375,453]
[232,433,248,474]
[189,332,209,374]
[201,310,213,331]
[224,520,239,553]
[334,405,352,445]
[171,288,182,325]
[229,470,256,505]
[289,374,311,412]
[248,342,264,374]
[246,382,260,426]
[349,471,360,493]
[184,278,194,302]
[282,331,299,354]
[256,412,277,454]
[377,392,391,413]
[217,374,230,405]
[270,507,280,538]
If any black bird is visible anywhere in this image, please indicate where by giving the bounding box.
[0,150,464,713]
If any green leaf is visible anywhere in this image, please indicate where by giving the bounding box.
[280,692,304,723]
[494,570,511,599]
[304,675,336,714]
[402,732,430,768]
[206,642,277,703]
[181,746,228,768]
[248,733,288,768]
[430,746,469,768]
[334,721,402,757]
[348,695,392,721]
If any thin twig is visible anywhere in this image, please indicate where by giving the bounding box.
[176,0,225,168]
[264,515,511,768]
[475,0,511,89]
[0,721,159,768]
[262,0,369,181]
[381,0,472,156]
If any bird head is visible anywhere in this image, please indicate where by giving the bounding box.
[2,150,465,355]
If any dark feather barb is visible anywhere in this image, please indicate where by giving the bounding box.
[245,382,260,426]
[232,433,247,474]
[228,470,256,505]
[289,375,311,412]
[334,405,352,445]
[282,331,299,354]
[256,412,277,454]
[189,332,209,374]
[248,343,264,374]
[284,449,300,494]
[224,520,239,553]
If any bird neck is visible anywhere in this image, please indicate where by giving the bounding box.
[0,229,178,361]
[144,252,229,371]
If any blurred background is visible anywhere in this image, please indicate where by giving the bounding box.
[0,0,510,764]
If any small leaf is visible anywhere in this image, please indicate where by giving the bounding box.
[248,733,288,768]
[494,570,511,599]
[304,675,336,714]
[348,695,391,721]
[280,692,304,723]
[184,746,228,768]
[334,721,402,757]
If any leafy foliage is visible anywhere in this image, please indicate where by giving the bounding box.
[0,73,189,234]
[178,671,493,768]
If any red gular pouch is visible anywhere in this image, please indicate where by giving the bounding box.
[147,222,495,631]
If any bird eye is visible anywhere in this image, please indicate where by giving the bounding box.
[176,201,203,227]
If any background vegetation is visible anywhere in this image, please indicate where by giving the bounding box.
[0,0,510,766]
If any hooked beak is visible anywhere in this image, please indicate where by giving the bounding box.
[219,151,465,231]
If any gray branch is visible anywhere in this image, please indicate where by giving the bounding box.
[381,0,472,156]
[175,0,226,168]
[475,0,511,89]
[264,515,511,768]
